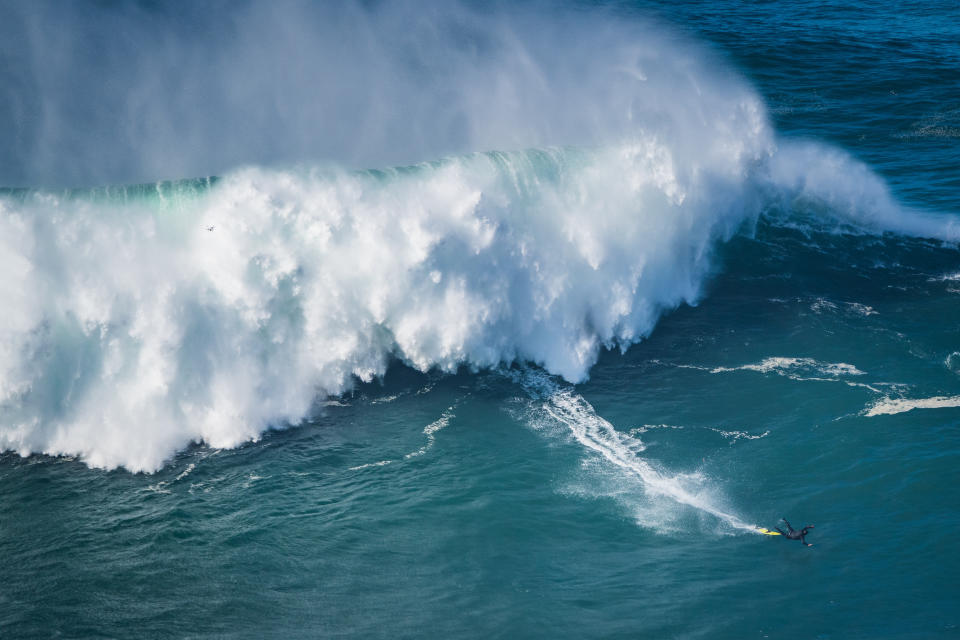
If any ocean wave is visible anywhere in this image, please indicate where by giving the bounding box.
[0,134,772,471]
[765,141,960,240]
[2,8,958,472]
[1,141,950,472]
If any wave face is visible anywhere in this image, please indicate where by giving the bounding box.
[2,5,958,472]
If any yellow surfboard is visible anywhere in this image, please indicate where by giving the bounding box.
[755,527,781,536]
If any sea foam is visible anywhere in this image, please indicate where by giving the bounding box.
[865,396,960,417]
[0,136,764,471]
[2,8,958,471]
[515,368,757,533]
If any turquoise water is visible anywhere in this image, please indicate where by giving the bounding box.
[2,1,959,638]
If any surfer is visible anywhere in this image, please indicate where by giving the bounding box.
[775,519,814,546]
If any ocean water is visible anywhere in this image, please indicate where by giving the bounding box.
[1,1,959,638]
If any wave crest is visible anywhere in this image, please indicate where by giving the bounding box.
[1,130,770,470]
[2,7,957,471]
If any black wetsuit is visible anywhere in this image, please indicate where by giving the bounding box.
[774,519,814,546]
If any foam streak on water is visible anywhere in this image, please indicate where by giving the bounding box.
[865,395,960,417]
[517,369,758,533]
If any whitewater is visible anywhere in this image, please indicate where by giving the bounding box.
[1,141,951,471]
[2,13,958,472]
[4,2,960,638]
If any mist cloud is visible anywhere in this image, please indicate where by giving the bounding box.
[1,0,738,187]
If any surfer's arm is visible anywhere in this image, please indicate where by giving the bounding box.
[774,527,785,535]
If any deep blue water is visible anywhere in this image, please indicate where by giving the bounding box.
[1,1,959,638]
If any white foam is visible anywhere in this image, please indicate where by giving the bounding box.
[629,424,685,437]
[710,357,866,377]
[0,128,775,471]
[848,303,879,317]
[930,272,960,282]
[707,357,884,392]
[865,396,960,416]
[946,352,960,374]
[810,298,838,314]
[811,298,878,316]
[767,141,960,241]
[175,463,196,482]
[2,7,957,473]
[518,369,758,534]
[657,356,867,380]
[350,403,457,470]
[145,482,171,495]
[707,428,770,442]
[404,411,454,459]
[349,460,393,471]
[631,423,768,444]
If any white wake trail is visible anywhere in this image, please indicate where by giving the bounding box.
[517,369,759,534]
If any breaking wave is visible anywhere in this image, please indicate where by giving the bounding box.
[2,6,958,471]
